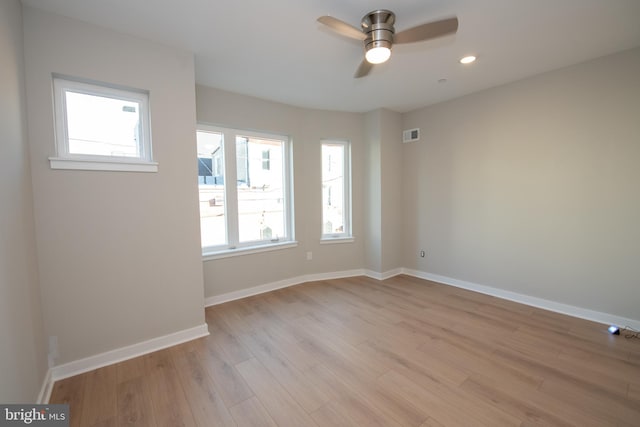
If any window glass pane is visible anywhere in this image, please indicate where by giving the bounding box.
[322,143,345,234]
[236,135,285,243]
[65,91,141,157]
[197,131,226,247]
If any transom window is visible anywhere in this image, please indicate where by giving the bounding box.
[50,76,155,172]
[197,125,294,255]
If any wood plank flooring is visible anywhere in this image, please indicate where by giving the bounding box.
[49,275,640,426]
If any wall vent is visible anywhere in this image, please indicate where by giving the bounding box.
[402,128,420,143]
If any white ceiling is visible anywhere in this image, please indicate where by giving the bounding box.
[21,0,640,113]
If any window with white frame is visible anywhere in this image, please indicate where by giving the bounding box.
[321,140,352,239]
[197,125,294,255]
[50,76,155,172]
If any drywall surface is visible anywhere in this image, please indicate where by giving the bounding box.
[197,86,366,296]
[379,109,404,273]
[362,108,404,274]
[23,7,205,364]
[403,47,640,320]
[0,0,47,402]
[363,110,383,273]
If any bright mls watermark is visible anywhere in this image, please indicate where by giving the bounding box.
[0,405,68,426]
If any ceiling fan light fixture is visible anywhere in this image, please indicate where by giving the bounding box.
[460,55,477,64]
[317,10,459,78]
[366,46,391,64]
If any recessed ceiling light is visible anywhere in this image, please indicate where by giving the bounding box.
[460,55,477,64]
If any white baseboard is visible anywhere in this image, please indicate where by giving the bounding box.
[204,268,411,307]
[365,268,403,281]
[205,269,368,306]
[205,266,640,330]
[47,323,209,390]
[306,268,367,282]
[403,268,640,331]
[37,369,53,404]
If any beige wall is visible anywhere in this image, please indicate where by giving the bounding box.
[379,109,404,273]
[0,0,47,402]
[196,86,366,296]
[363,109,404,274]
[402,47,640,320]
[363,110,382,272]
[23,7,206,365]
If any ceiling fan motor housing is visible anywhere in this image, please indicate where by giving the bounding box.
[361,9,396,52]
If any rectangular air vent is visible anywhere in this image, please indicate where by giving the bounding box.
[402,128,420,143]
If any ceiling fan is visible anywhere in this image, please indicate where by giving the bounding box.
[317,10,458,78]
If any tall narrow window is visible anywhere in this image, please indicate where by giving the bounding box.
[321,140,351,239]
[197,125,294,255]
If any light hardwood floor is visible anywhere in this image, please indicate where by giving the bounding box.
[49,275,640,426]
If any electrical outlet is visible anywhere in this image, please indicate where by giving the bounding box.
[306,251,313,261]
[419,250,425,258]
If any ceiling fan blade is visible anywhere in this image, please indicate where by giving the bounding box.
[317,16,366,40]
[354,60,373,78]
[394,17,458,44]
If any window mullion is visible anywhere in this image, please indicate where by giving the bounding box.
[223,131,240,248]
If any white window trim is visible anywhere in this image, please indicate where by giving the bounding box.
[198,124,295,257]
[320,236,355,244]
[203,240,299,261]
[50,75,156,172]
[49,157,158,172]
[321,139,352,239]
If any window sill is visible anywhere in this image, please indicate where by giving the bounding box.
[49,157,158,172]
[320,236,355,244]
[203,241,298,261]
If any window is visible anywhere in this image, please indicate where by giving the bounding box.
[321,140,352,240]
[50,76,156,172]
[197,125,294,256]
[262,150,271,170]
